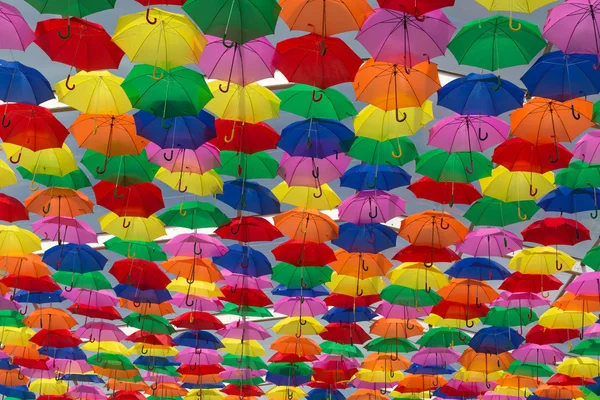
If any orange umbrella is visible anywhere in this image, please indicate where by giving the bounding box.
[459,348,514,373]
[146,383,187,397]
[0,255,50,278]
[394,374,446,393]
[93,367,139,380]
[161,256,223,283]
[535,384,583,399]
[270,335,322,356]
[2,344,46,360]
[353,59,441,115]
[330,250,393,278]
[437,279,500,305]
[398,210,468,250]
[106,379,149,392]
[180,373,222,385]
[25,188,94,217]
[553,292,600,312]
[0,368,28,386]
[119,299,174,316]
[362,353,411,372]
[496,374,543,388]
[370,318,424,338]
[347,389,389,400]
[23,307,77,330]
[273,208,338,243]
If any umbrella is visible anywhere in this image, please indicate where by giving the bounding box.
[217,180,280,215]
[273,208,338,243]
[338,190,405,225]
[155,168,223,197]
[272,181,341,210]
[278,85,357,120]
[456,228,522,257]
[33,217,97,245]
[278,152,352,188]
[24,0,116,17]
[99,213,166,242]
[279,118,355,158]
[508,246,576,274]
[0,104,69,152]
[465,196,539,226]
[429,114,509,153]
[93,181,164,218]
[163,233,227,258]
[416,149,492,183]
[398,210,469,249]
[521,217,590,246]
[205,81,280,123]
[407,177,482,206]
[377,0,454,15]
[216,150,277,179]
[480,166,555,202]
[0,195,28,223]
[341,164,411,191]
[215,216,282,243]
[212,119,279,153]
[354,102,434,142]
[0,2,35,50]
[0,60,53,105]
[492,137,573,173]
[0,226,41,256]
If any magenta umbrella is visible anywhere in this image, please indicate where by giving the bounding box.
[32,216,97,245]
[375,302,432,319]
[428,115,509,153]
[445,379,494,393]
[455,228,522,257]
[163,233,228,257]
[0,2,35,51]
[222,270,272,290]
[216,321,271,340]
[69,385,104,397]
[75,321,127,342]
[48,359,92,374]
[313,355,360,370]
[481,395,524,400]
[146,142,221,175]
[61,289,118,308]
[356,8,455,67]
[21,369,54,379]
[352,381,389,390]
[277,152,352,188]
[338,190,405,225]
[565,272,600,295]
[169,293,223,311]
[220,367,266,380]
[0,294,19,311]
[273,296,328,317]
[142,372,179,383]
[511,343,564,364]
[491,292,550,309]
[573,130,600,164]
[198,35,279,89]
[584,322,600,338]
[411,347,461,366]
[175,348,223,365]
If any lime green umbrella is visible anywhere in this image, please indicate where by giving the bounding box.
[448,15,546,71]
[571,339,600,356]
[272,263,333,289]
[123,314,175,335]
[278,84,357,120]
[81,150,159,185]
[104,237,167,262]
[507,360,554,377]
[219,303,273,318]
[0,310,25,328]
[17,167,91,190]
[464,196,539,226]
[583,245,600,271]
[87,353,136,370]
[555,161,600,189]
[416,149,492,183]
[158,201,230,229]
[380,285,442,307]
[25,0,116,17]
[224,378,264,386]
[267,362,314,377]
[53,271,112,290]
[215,151,278,180]
[223,354,267,370]
[482,307,538,328]
[416,327,471,348]
[122,65,212,120]
[365,337,418,353]
[349,137,418,167]
[321,341,364,357]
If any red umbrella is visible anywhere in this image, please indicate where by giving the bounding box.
[0,275,60,292]
[392,245,460,263]
[220,286,272,307]
[215,216,283,243]
[276,34,363,89]
[67,304,122,320]
[499,272,563,293]
[492,138,572,173]
[319,323,371,345]
[526,325,581,345]
[312,368,357,384]
[109,259,171,290]
[171,312,225,330]
[111,392,146,400]
[125,332,174,346]
[38,396,73,400]
[407,177,482,206]
[547,374,595,386]
[29,329,82,348]
[376,0,455,15]
[431,300,490,320]
[0,194,28,223]
[272,241,336,267]
[0,104,69,153]
[521,217,590,246]
[325,293,381,308]
[12,357,49,369]
[135,0,186,4]
[439,386,483,398]
[222,385,264,397]
[177,364,224,376]
[211,120,279,153]
[306,382,350,390]
[93,181,164,218]
[269,353,317,363]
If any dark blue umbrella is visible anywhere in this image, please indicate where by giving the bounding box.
[39,346,86,360]
[172,330,223,350]
[114,284,172,304]
[437,73,524,116]
[133,110,215,149]
[469,326,524,354]
[307,389,345,400]
[13,290,64,304]
[213,244,272,277]
[272,285,329,297]
[322,307,378,323]
[182,383,224,390]
[42,243,107,273]
[432,388,476,400]
[266,373,312,386]
[278,118,355,158]
[0,60,53,105]
[133,356,179,367]
[521,51,600,102]
[405,363,456,375]
[217,180,280,215]
[538,186,600,215]
[0,385,35,400]
[340,164,411,191]
[60,374,104,383]
[0,359,19,370]
[332,223,397,253]
[445,258,511,281]
[583,377,600,395]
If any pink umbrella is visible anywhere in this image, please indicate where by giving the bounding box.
[163,233,228,257]
[357,8,455,67]
[511,343,564,364]
[573,130,600,164]
[142,372,179,383]
[69,385,104,397]
[491,292,550,309]
[222,270,272,290]
[565,272,600,295]
[445,379,493,393]
[277,152,352,188]
[411,347,460,366]
[273,296,328,317]
[455,228,522,257]
[216,321,271,340]
[50,359,92,374]
[21,368,54,379]
[375,302,432,319]
[584,322,600,338]
[175,348,223,365]
[75,321,127,342]
[32,216,98,245]
[481,394,524,400]
[0,294,19,311]
[169,294,223,311]
[314,355,360,370]
[61,289,118,308]
[198,35,279,88]
[146,142,221,175]
[0,2,36,51]
[352,380,389,390]
[338,190,405,225]
[428,115,509,153]
[220,367,266,380]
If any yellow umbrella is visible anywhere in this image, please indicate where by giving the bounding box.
[557,357,600,378]
[0,225,41,256]
[326,273,385,297]
[113,9,206,72]
[222,338,265,357]
[354,102,434,141]
[99,212,166,242]
[272,317,325,336]
[81,341,130,355]
[205,81,280,123]
[493,386,532,397]
[155,168,223,197]
[538,307,597,329]
[167,277,223,298]
[272,182,341,210]
[185,389,225,400]
[389,391,431,400]
[454,368,504,383]
[387,263,449,291]
[29,378,69,395]
[55,71,132,115]
[480,165,555,202]
[4,143,77,187]
[265,387,306,400]
[0,160,16,189]
[475,0,556,31]
[0,327,34,346]
[424,314,481,328]
[508,246,576,274]
[129,343,178,357]
[355,369,403,383]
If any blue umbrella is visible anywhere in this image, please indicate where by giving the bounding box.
[332,223,397,253]
[322,307,378,323]
[182,383,224,390]
[42,244,107,273]
[0,385,35,400]
[272,285,329,297]
[133,110,215,149]
[538,186,599,215]
[405,363,456,375]
[521,51,600,102]
[173,330,223,349]
[213,244,272,277]
[445,258,511,281]
[133,356,179,367]
[217,180,280,215]
[13,290,65,304]
[0,359,19,370]
[60,374,104,383]
[583,377,600,395]
[468,326,524,354]
[114,284,172,304]
[39,346,87,360]
[266,373,312,386]
[307,389,345,400]
[0,60,53,105]
[437,73,524,116]
[340,164,411,191]
[279,118,355,158]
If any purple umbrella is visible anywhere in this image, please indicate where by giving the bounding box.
[573,130,600,163]
[411,347,460,366]
[75,321,127,342]
[565,271,600,295]
[146,142,221,175]
[511,343,564,364]
[216,321,271,340]
[0,294,19,311]
[352,380,389,390]
[222,270,272,290]
[32,216,98,245]
[0,2,35,51]
[375,302,432,319]
[356,8,455,67]
[277,152,352,188]
[198,35,278,89]
[69,385,104,397]
[61,289,118,308]
[163,233,228,257]
[273,296,328,317]
[455,228,522,257]
[175,348,223,365]
[338,190,405,225]
[48,359,92,374]
[169,293,223,311]
[220,367,266,380]
[491,292,550,309]
[428,115,509,153]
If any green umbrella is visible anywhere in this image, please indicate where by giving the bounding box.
[571,339,600,356]
[223,378,264,386]
[365,337,418,353]
[0,310,25,328]
[464,196,539,227]
[272,263,333,289]
[87,353,136,370]
[416,327,471,348]
[278,84,357,120]
[583,245,600,271]
[267,362,314,377]
[555,161,600,189]
[53,271,112,291]
[215,151,278,180]
[223,354,268,370]
[593,100,600,124]
[506,360,554,377]
[122,65,212,120]
[159,201,230,229]
[583,388,600,400]
[123,314,175,335]
[104,237,167,262]
[481,307,538,328]
[349,137,418,167]
[448,15,546,71]
[320,341,363,357]
[25,0,116,17]
[380,285,442,307]
[183,0,281,44]
[219,303,273,318]
[416,149,492,183]
[148,397,182,400]
[17,167,91,190]
[81,149,160,185]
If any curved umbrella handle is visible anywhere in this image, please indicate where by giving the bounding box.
[42,203,51,215]
[300,277,307,289]
[509,15,521,32]
[571,104,581,120]
[548,144,560,163]
[395,109,407,123]
[528,308,533,320]
[219,80,231,93]
[184,293,194,307]
[457,331,468,342]
[96,157,108,174]
[366,176,377,189]
[313,185,323,199]
[423,255,433,268]
[406,320,415,330]
[230,223,242,235]
[391,146,402,159]
[140,345,149,355]
[193,241,203,256]
[240,257,249,269]
[89,336,96,343]
[449,192,454,208]
[122,219,131,229]
[465,320,474,328]
[177,178,188,193]
[404,64,411,75]
[152,65,164,81]
[65,74,76,91]
[312,89,323,102]
[312,166,320,179]
[465,159,474,174]
[369,206,378,219]
[222,35,235,49]
[146,8,157,24]
[224,129,235,143]
[9,152,21,164]
[19,305,28,316]
[517,207,527,221]
[477,128,488,141]
[389,352,399,361]
[366,230,375,243]
[299,317,307,326]
[556,259,563,271]
[425,285,431,293]
[161,118,172,129]
[529,185,538,197]
[113,186,124,199]
[440,218,450,230]
[356,287,364,297]
[305,137,313,149]
[475,297,483,308]
[1,114,10,128]
[178,202,187,217]
[58,22,71,39]
[591,208,598,219]
[379,389,387,395]
[491,75,501,91]
[133,299,141,307]
[361,260,369,272]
